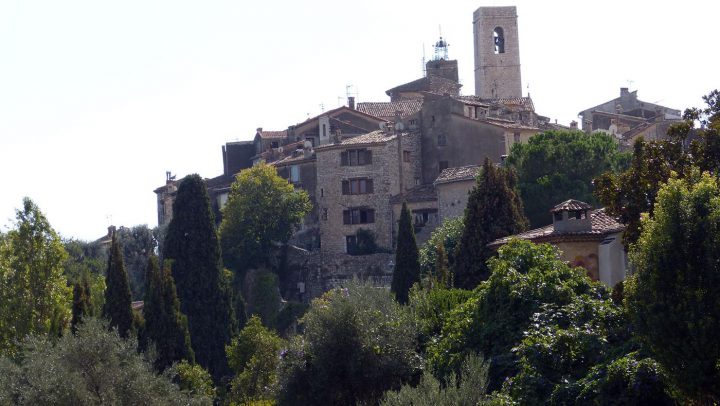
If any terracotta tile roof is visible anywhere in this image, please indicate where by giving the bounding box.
[316,130,397,150]
[356,100,423,119]
[390,184,437,204]
[434,165,480,185]
[476,117,540,131]
[386,75,461,97]
[257,130,287,139]
[489,209,625,247]
[551,199,593,213]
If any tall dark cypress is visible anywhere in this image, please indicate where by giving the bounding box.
[163,174,236,381]
[391,202,420,304]
[102,234,134,338]
[70,275,91,333]
[143,255,194,371]
[454,158,528,289]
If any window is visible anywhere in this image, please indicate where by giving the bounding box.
[342,178,374,195]
[513,132,521,143]
[343,207,375,225]
[493,27,505,54]
[403,150,411,162]
[320,188,324,197]
[322,208,328,221]
[554,212,563,221]
[340,149,372,166]
[290,165,300,183]
[346,235,357,253]
[437,134,447,146]
[270,141,279,149]
[439,161,449,172]
[322,124,327,138]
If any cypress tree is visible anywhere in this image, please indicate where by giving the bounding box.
[102,233,134,338]
[391,202,420,304]
[454,158,528,289]
[435,242,452,288]
[143,255,194,371]
[70,275,91,333]
[163,174,236,381]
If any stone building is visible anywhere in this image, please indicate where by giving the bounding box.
[315,130,421,255]
[489,199,627,287]
[578,87,682,149]
[434,165,480,221]
[473,6,522,99]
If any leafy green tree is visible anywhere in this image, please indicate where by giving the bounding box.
[0,198,71,355]
[506,130,629,227]
[453,158,528,289]
[102,234,134,338]
[381,354,490,406]
[409,285,472,353]
[143,255,194,371]
[0,318,212,405]
[70,275,92,333]
[430,239,603,389]
[219,162,312,270]
[226,315,284,404]
[63,239,106,316]
[418,216,463,276]
[163,174,236,381]
[169,360,216,400]
[277,280,421,406]
[595,89,720,247]
[625,170,720,403]
[244,269,282,328]
[115,225,156,300]
[391,202,420,304]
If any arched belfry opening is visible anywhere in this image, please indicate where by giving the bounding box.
[493,27,505,54]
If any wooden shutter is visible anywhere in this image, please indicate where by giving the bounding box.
[367,209,375,223]
[342,180,349,195]
[343,210,350,225]
[340,151,348,166]
[367,179,374,194]
[365,150,372,164]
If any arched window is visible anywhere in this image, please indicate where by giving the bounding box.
[493,27,505,54]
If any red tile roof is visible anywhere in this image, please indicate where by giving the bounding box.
[356,100,423,119]
[551,199,593,213]
[489,209,625,247]
[434,165,480,185]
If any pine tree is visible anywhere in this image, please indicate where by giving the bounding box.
[70,275,92,333]
[454,158,528,289]
[163,174,236,381]
[143,255,194,371]
[102,233,134,338]
[391,202,420,304]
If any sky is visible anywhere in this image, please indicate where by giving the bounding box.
[0,0,717,241]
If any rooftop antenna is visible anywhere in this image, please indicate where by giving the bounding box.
[421,43,426,76]
[626,79,635,90]
[319,103,325,112]
[527,83,531,98]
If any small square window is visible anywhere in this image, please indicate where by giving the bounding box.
[403,150,411,162]
[437,134,447,146]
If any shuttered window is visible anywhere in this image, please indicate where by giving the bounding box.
[340,149,372,166]
[341,178,374,195]
[342,208,376,225]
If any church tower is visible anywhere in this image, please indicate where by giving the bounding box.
[473,6,522,99]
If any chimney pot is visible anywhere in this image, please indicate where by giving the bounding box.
[348,96,355,110]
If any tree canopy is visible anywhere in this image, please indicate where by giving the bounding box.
[391,202,420,304]
[102,234,134,338]
[453,158,528,289]
[163,174,236,381]
[219,162,311,270]
[625,170,720,403]
[506,130,629,227]
[0,198,71,355]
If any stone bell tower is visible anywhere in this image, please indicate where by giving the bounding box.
[473,6,522,99]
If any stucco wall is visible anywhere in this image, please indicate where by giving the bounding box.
[554,241,601,281]
[436,179,475,221]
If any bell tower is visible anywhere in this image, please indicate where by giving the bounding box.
[473,6,522,99]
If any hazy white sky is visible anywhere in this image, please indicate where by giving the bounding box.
[1,0,717,240]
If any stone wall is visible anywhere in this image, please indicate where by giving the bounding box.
[316,137,400,255]
[419,97,505,184]
[436,179,474,221]
[473,6,522,99]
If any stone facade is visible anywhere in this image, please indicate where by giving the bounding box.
[315,131,421,255]
[578,88,681,134]
[434,165,480,221]
[473,6,522,99]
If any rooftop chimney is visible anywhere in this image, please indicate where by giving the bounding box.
[348,96,355,110]
[570,120,578,130]
[256,127,263,133]
[620,87,629,97]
